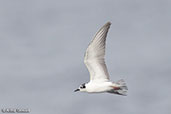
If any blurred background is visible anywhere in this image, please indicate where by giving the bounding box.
[0,0,171,114]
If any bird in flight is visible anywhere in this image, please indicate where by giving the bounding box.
[74,22,128,96]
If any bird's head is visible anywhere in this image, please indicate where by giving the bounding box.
[74,83,87,92]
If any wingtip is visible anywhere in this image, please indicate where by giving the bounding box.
[103,22,111,27]
[106,21,112,26]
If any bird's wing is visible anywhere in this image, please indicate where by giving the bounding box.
[84,22,111,82]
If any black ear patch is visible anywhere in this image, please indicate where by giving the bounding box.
[80,83,86,89]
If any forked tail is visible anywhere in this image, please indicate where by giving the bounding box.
[116,79,128,96]
[108,79,128,96]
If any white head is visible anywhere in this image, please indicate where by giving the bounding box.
[74,83,87,92]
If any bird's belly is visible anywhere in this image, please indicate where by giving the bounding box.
[86,83,112,93]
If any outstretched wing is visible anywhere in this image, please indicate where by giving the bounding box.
[84,22,111,82]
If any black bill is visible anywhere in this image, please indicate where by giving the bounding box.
[74,89,80,92]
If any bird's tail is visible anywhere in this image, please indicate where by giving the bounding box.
[108,79,128,96]
[115,79,128,96]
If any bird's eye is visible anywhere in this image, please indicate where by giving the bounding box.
[80,84,86,89]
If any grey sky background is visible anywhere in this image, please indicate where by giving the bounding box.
[0,0,171,114]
